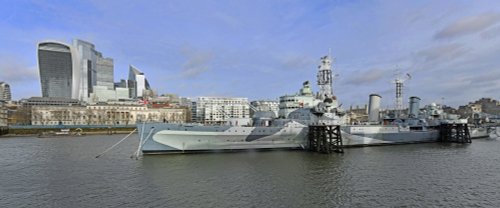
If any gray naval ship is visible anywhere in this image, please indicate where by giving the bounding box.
[137,55,489,154]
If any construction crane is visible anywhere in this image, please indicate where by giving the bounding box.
[393,69,411,117]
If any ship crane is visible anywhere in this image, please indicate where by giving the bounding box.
[216,102,258,124]
[216,107,232,120]
[246,101,259,113]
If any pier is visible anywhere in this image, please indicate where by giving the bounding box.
[308,124,343,153]
[439,123,471,143]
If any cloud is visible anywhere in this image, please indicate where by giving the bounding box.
[480,25,500,40]
[278,54,315,71]
[0,55,40,99]
[343,68,388,85]
[0,56,39,82]
[213,12,242,30]
[179,46,214,79]
[404,54,500,107]
[434,12,500,40]
[413,43,470,66]
[469,69,500,83]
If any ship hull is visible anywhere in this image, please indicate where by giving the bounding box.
[469,127,489,139]
[138,122,308,153]
[150,134,306,153]
[341,125,439,146]
[138,123,444,154]
[342,130,439,146]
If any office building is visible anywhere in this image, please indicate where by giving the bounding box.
[0,82,11,101]
[96,56,114,90]
[31,104,189,126]
[128,65,151,99]
[37,41,77,99]
[115,79,127,88]
[0,101,7,127]
[73,39,98,101]
[73,39,115,101]
[89,86,129,103]
[38,39,118,102]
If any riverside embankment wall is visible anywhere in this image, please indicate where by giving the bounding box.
[3,125,136,136]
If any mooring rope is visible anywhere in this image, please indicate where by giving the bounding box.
[132,127,155,159]
[95,128,137,158]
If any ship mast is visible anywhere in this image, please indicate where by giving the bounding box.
[317,55,334,101]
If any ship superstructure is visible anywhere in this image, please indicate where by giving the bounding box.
[278,81,316,118]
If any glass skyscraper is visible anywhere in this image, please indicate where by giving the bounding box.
[128,65,151,99]
[37,41,76,98]
[38,39,117,101]
[96,56,114,90]
[73,39,98,101]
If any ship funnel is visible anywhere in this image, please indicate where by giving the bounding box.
[408,96,421,118]
[368,94,382,123]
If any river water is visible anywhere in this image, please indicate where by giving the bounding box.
[1,134,500,207]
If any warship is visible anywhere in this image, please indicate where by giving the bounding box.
[136,55,488,154]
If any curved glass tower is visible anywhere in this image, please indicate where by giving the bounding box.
[37,41,78,98]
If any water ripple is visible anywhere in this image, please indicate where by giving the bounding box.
[1,136,500,207]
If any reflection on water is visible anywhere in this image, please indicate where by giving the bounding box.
[1,135,499,207]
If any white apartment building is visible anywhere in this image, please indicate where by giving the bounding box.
[193,97,250,124]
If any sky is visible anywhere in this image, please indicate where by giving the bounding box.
[1,0,500,108]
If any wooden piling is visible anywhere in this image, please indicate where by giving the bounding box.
[439,123,471,143]
[308,124,343,153]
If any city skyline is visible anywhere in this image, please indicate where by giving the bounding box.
[1,0,500,107]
